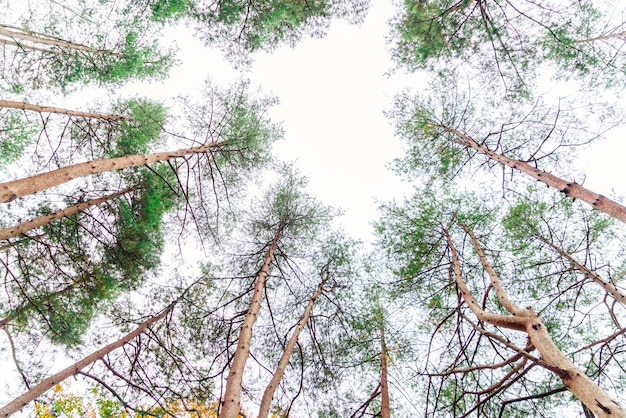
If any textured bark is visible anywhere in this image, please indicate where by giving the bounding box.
[0,100,126,120]
[0,300,177,417]
[0,188,132,241]
[379,321,391,418]
[0,142,223,203]
[440,126,626,224]
[444,227,626,417]
[257,281,324,418]
[220,228,282,418]
[0,24,122,56]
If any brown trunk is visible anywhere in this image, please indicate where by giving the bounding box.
[0,100,126,121]
[440,126,626,224]
[444,226,626,417]
[257,281,325,418]
[220,228,282,418]
[0,188,133,241]
[576,30,626,43]
[0,24,123,56]
[0,300,177,417]
[379,320,391,418]
[0,141,223,203]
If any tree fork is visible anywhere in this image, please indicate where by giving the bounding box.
[444,227,626,417]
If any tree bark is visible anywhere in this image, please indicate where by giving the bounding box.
[0,141,224,203]
[220,227,282,418]
[439,125,626,224]
[0,299,178,417]
[379,318,391,418]
[0,188,133,241]
[444,226,626,417]
[0,24,123,56]
[257,280,325,418]
[0,100,126,121]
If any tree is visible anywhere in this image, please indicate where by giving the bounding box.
[445,221,624,417]
[0,166,178,345]
[0,81,279,347]
[388,82,626,223]
[375,186,626,415]
[389,0,626,96]
[220,169,333,417]
[0,289,185,418]
[126,0,364,64]
[258,275,328,418]
[0,20,172,92]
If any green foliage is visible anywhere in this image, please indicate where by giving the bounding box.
[389,0,625,95]
[0,110,38,168]
[104,167,178,290]
[110,99,167,157]
[148,0,195,22]
[193,0,368,60]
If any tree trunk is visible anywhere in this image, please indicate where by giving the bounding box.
[535,235,626,306]
[257,280,325,418]
[444,226,626,418]
[220,228,282,418]
[0,24,122,56]
[0,100,126,121]
[440,125,626,224]
[0,299,178,417]
[0,188,133,241]
[0,141,224,203]
[379,320,391,418]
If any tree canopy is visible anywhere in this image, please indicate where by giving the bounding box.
[1,0,626,417]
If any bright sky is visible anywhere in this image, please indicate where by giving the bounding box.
[113,0,626,241]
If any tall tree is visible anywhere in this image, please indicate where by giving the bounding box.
[444,222,625,417]
[0,21,172,92]
[376,187,626,415]
[0,287,187,418]
[389,0,626,96]
[388,83,626,223]
[196,0,368,60]
[220,169,332,418]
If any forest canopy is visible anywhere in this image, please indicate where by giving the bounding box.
[0,0,625,417]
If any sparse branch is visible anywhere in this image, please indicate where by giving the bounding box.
[439,125,626,224]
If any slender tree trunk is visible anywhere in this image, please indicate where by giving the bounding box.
[0,188,133,241]
[0,100,126,121]
[220,228,282,418]
[444,225,626,417]
[257,280,325,418]
[440,125,626,224]
[0,299,178,417]
[535,235,626,306]
[576,30,626,43]
[0,141,224,203]
[379,319,391,418]
[0,24,122,56]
